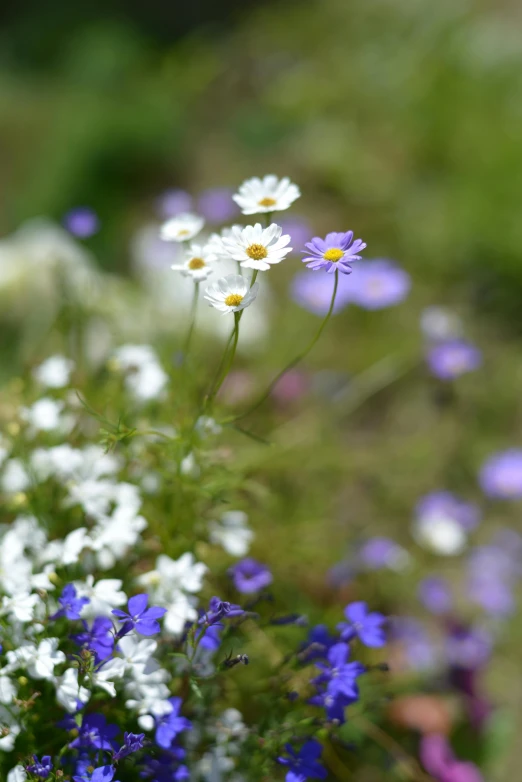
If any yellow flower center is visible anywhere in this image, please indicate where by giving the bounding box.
[225,294,244,307]
[246,243,268,261]
[258,197,277,207]
[188,257,206,270]
[323,248,344,262]
[177,229,190,237]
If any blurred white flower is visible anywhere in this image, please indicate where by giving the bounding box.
[160,212,205,242]
[33,355,75,388]
[204,274,259,314]
[8,639,65,680]
[20,398,70,435]
[209,511,254,557]
[1,592,40,623]
[195,416,222,438]
[55,668,90,712]
[233,175,300,215]
[420,306,463,342]
[413,514,467,556]
[7,765,27,782]
[112,344,169,402]
[1,458,30,494]
[171,242,218,282]
[75,575,127,619]
[180,451,200,478]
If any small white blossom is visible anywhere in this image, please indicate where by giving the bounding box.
[414,514,467,556]
[91,657,125,697]
[209,510,254,557]
[20,397,69,435]
[7,765,27,782]
[1,592,40,623]
[112,344,168,402]
[75,575,127,619]
[0,707,21,751]
[55,667,91,712]
[171,242,218,282]
[9,639,65,680]
[0,674,17,705]
[213,223,292,271]
[180,451,200,478]
[233,175,300,215]
[33,355,75,388]
[204,274,259,315]
[160,212,205,243]
[1,459,30,494]
[195,416,222,438]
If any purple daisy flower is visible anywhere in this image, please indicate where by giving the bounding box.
[416,491,481,532]
[63,207,100,238]
[302,231,366,275]
[426,339,482,380]
[479,449,522,499]
[229,558,273,594]
[348,260,411,309]
[290,271,353,316]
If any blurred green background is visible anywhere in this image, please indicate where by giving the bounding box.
[2,0,522,320]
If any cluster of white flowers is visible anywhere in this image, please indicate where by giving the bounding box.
[112,344,169,402]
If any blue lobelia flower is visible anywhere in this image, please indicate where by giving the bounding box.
[337,601,386,647]
[113,731,146,761]
[112,594,166,637]
[155,697,192,749]
[69,713,119,752]
[52,584,90,621]
[199,597,244,627]
[313,642,365,701]
[72,764,116,782]
[72,616,114,662]
[277,740,327,782]
[26,755,53,778]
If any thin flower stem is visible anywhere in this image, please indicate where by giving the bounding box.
[208,312,240,404]
[182,282,200,363]
[223,269,339,424]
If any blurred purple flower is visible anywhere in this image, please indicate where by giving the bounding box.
[313,642,365,700]
[63,207,100,238]
[197,188,238,223]
[302,231,366,274]
[416,491,481,532]
[271,369,310,404]
[420,734,484,782]
[427,340,482,380]
[359,537,409,571]
[229,558,273,594]
[479,449,522,499]
[348,260,411,310]
[155,697,192,749]
[157,189,193,218]
[418,577,453,614]
[390,617,439,672]
[280,217,312,249]
[277,740,327,782]
[290,270,353,316]
[445,624,492,670]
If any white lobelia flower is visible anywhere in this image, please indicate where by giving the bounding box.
[33,355,75,388]
[204,274,259,315]
[218,223,292,271]
[118,636,158,672]
[171,242,218,282]
[0,674,17,704]
[91,657,126,696]
[0,707,21,751]
[233,175,300,215]
[75,575,127,619]
[1,592,40,623]
[8,765,27,782]
[209,510,254,557]
[9,638,65,680]
[55,667,90,712]
[137,552,208,596]
[160,212,204,243]
[413,514,467,556]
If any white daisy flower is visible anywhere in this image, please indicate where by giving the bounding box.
[233,175,300,215]
[171,242,218,282]
[220,223,292,271]
[160,212,204,243]
[204,274,259,315]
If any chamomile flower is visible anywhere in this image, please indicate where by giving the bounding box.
[171,243,217,282]
[220,223,292,271]
[233,175,300,215]
[204,275,259,315]
[160,213,204,243]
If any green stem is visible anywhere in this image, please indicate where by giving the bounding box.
[209,312,240,404]
[182,282,199,363]
[223,269,339,423]
[203,326,236,410]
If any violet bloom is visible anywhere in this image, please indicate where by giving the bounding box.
[290,271,353,316]
[157,189,193,218]
[300,624,337,663]
[466,543,518,615]
[26,755,53,778]
[277,740,327,782]
[112,594,166,637]
[113,731,146,761]
[479,449,522,499]
[418,577,453,615]
[427,339,482,380]
[53,584,90,620]
[197,188,238,223]
[199,596,244,626]
[155,697,192,749]
[72,616,114,662]
[63,207,100,238]
[359,537,409,571]
[348,260,411,310]
[70,712,119,752]
[313,642,365,701]
[416,491,481,533]
[420,734,484,782]
[280,217,312,249]
[73,765,116,782]
[302,231,366,275]
[229,558,273,594]
[337,601,386,647]
[390,617,439,672]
